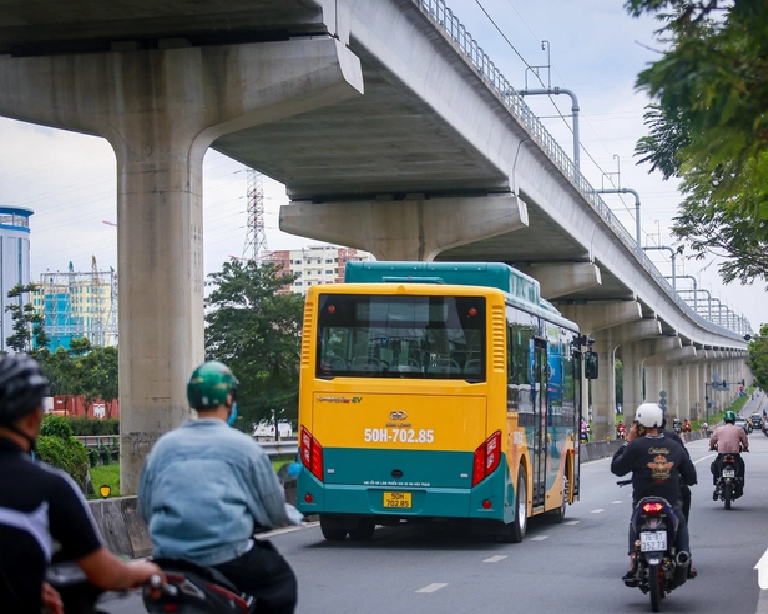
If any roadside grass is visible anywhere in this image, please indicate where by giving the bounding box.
[88,463,120,499]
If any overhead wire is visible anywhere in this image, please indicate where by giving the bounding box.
[477,0,675,268]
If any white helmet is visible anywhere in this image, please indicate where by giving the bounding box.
[635,403,663,428]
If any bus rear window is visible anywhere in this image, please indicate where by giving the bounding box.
[316,294,485,380]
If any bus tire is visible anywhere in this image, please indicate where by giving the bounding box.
[551,476,568,523]
[349,520,376,541]
[320,516,348,541]
[502,471,527,543]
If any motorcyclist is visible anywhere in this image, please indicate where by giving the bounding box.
[616,421,626,440]
[659,415,693,523]
[138,361,302,613]
[611,403,697,585]
[0,354,163,614]
[709,410,748,499]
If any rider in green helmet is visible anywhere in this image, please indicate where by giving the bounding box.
[187,361,240,424]
[709,409,749,500]
[139,360,302,613]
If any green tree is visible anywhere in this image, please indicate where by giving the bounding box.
[625,1,768,284]
[204,259,304,431]
[5,283,48,355]
[37,414,89,492]
[79,346,119,417]
[748,324,768,392]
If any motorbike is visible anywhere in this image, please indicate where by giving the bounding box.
[143,558,256,613]
[712,447,747,510]
[618,480,691,612]
[45,556,256,614]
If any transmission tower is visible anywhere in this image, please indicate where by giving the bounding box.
[242,169,268,263]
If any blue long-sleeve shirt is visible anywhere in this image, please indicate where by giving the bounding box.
[138,419,301,566]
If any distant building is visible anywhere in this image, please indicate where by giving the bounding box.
[32,258,117,350]
[266,245,373,296]
[0,207,33,353]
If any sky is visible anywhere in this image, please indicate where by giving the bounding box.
[0,0,764,331]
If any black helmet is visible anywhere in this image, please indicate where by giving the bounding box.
[0,355,50,426]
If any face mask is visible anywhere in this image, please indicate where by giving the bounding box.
[227,402,238,427]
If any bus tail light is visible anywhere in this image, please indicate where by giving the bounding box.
[301,426,324,482]
[472,431,502,487]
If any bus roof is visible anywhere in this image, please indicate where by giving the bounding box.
[344,261,574,329]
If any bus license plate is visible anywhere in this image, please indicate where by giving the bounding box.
[640,531,667,552]
[383,492,412,508]
[722,469,735,478]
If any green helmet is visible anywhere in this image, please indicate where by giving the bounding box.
[187,361,238,410]
[723,410,736,424]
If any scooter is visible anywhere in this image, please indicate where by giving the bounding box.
[618,481,692,613]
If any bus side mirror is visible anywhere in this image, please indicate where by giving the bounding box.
[585,351,599,380]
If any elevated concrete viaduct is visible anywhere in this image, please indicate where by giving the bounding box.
[0,0,750,488]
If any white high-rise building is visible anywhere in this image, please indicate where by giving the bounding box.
[266,245,373,295]
[0,207,32,353]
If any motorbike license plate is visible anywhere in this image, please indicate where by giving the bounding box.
[722,469,735,478]
[640,531,667,552]
[383,492,412,508]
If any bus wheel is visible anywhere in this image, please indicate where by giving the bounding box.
[349,519,376,541]
[502,471,527,543]
[320,516,348,541]
[551,476,568,523]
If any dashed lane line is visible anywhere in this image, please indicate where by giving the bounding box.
[612,500,624,504]
[416,583,448,593]
[591,509,604,514]
[483,555,507,563]
[258,521,319,538]
[530,535,549,541]
[564,520,580,526]
[694,453,716,465]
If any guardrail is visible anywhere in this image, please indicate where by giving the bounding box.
[259,440,298,458]
[412,0,748,342]
[581,431,704,462]
[75,435,297,458]
[75,435,119,449]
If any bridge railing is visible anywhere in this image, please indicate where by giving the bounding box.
[413,0,745,343]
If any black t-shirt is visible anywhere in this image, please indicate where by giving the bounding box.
[611,433,697,505]
[0,437,103,613]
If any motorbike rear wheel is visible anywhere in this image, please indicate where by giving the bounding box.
[724,482,732,510]
[648,563,661,612]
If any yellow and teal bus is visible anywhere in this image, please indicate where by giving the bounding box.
[297,262,596,542]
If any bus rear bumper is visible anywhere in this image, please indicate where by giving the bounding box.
[297,472,506,521]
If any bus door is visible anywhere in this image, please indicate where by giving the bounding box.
[533,339,548,508]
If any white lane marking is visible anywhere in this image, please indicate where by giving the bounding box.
[483,555,508,563]
[591,509,604,514]
[564,520,580,526]
[755,546,768,589]
[258,521,319,538]
[416,583,448,593]
[694,453,717,465]
[612,500,624,504]
[530,535,549,541]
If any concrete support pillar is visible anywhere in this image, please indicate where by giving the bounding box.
[0,38,363,493]
[280,194,529,261]
[591,333,618,442]
[677,365,690,421]
[645,365,664,404]
[620,341,647,417]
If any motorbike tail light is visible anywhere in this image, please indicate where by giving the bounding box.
[642,502,664,514]
[472,431,502,487]
[300,426,324,482]
[723,455,735,462]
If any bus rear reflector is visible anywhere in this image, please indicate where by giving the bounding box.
[472,431,502,487]
[300,426,324,482]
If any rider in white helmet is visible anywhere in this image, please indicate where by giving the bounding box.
[611,403,697,585]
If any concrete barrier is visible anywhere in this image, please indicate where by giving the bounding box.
[88,497,151,559]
